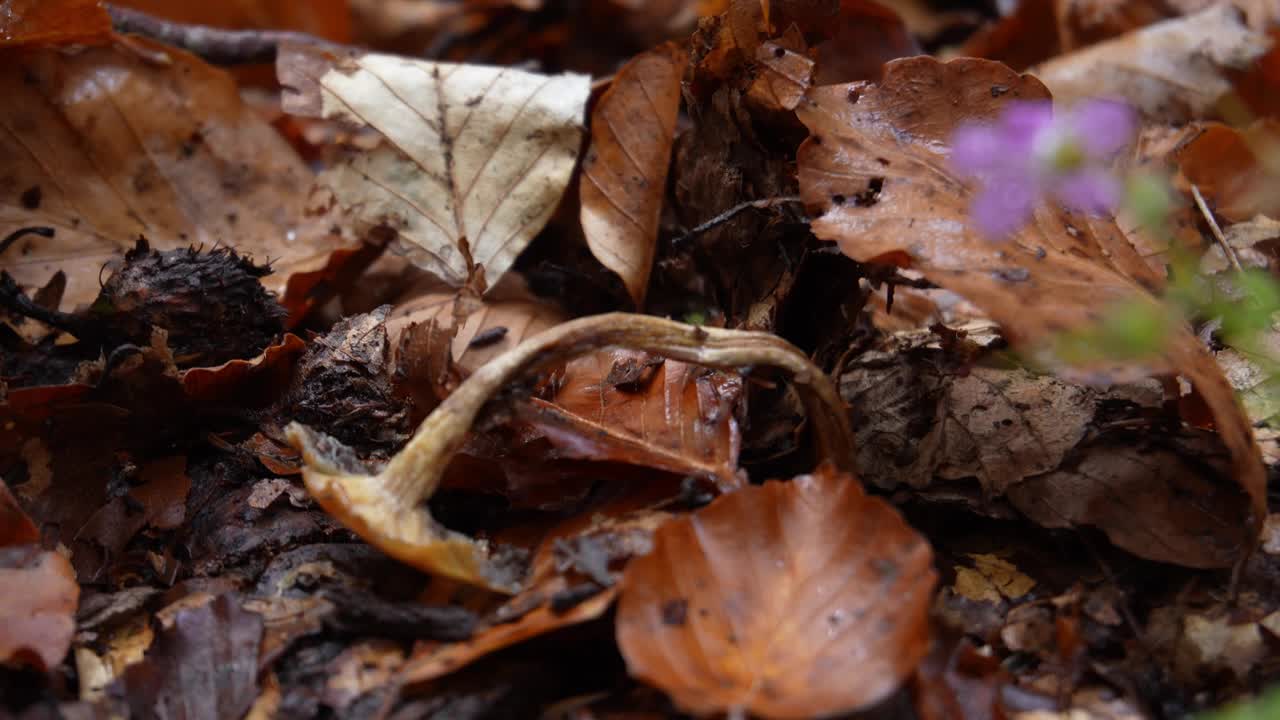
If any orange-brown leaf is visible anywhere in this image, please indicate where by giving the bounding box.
[0,0,111,48]
[616,467,936,719]
[0,39,341,314]
[0,482,38,547]
[796,56,1266,558]
[526,350,746,492]
[581,42,686,308]
[1174,120,1280,223]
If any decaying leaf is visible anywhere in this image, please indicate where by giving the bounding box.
[0,38,339,314]
[581,42,685,308]
[278,44,591,291]
[1174,121,1280,224]
[841,327,1254,568]
[0,0,111,48]
[0,545,79,671]
[798,55,1266,558]
[1032,4,1274,123]
[0,481,38,546]
[120,594,264,720]
[616,467,936,719]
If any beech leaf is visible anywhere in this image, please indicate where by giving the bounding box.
[1032,4,1273,123]
[796,55,1266,558]
[616,467,936,719]
[0,39,336,314]
[581,42,685,308]
[279,44,591,291]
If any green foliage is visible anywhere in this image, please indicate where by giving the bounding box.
[1198,685,1280,720]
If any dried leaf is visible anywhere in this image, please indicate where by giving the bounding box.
[0,481,38,547]
[616,467,936,719]
[797,56,1266,555]
[1032,4,1273,123]
[581,42,685,308]
[279,44,591,290]
[120,594,264,720]
[0,39,340,314]
[525,351,746,492]
[0,546,79,671]
[747,39,816,112]
[0,0,111,48]
[1174,121,1280,224]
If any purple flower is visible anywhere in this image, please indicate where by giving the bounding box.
[949,99,1136,239]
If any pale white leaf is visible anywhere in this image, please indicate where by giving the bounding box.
[280,46,591,290]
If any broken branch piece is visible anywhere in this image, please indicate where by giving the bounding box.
[286,313,855,593]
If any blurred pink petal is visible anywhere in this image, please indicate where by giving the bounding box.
[1054,168,1121,214]
[970,178,1038,240]
[1070,99,1136,159]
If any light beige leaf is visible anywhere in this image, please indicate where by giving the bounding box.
[279,45,591,291]
[1032,4,1273,123]
[581,42,685,308]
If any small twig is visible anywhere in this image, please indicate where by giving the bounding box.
[107,5,353,65]
[672,196,804,246]
[0,226,54,258]
[0,270,102,342]
[1191,184,1242,273]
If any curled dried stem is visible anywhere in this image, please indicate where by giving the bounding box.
[287,313,854,592]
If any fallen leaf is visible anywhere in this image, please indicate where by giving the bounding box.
[1032,4,1273,123]
[524,350,747,492]
[1174,121,1280,223]
[616,467,936,719]
[0,38,340,314]
[581,42,685,308]
[953,554,1036,604]
[841,327,1255,567]
[278,44,591,291]
[0,0,111,48]
[0,545,79,672]
[181,334,308,408]
[120,594,264,720]
[798,55,1266,558]
[0,481,38,546]
[747,38,816,112]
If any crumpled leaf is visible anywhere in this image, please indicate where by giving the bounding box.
[525,350,747,492]
[0,38,340,314]
[616,467,936,719]
[798,55,1266,559]
[279,44,591,291]
[842,326,1254,568]
[1032,4,1274,123]
[581,42,685,308]
[0,545,79,671]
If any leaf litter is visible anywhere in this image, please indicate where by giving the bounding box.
[2,1,1280,719]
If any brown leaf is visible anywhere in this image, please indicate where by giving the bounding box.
[1173,120,1280,223]
[524,350,746,492]
[0,545,79,672]
[747,36,816,112]
[797,56,1266,554]
[0,0,112,48]
[581,42,685,308]
[616,467,936,719]
[0,481,39,547]
[120,594,264,720]
[0,39,341,315]
[278,44,591,291]
[181,334,308,408]
[1032,4,1273,123]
